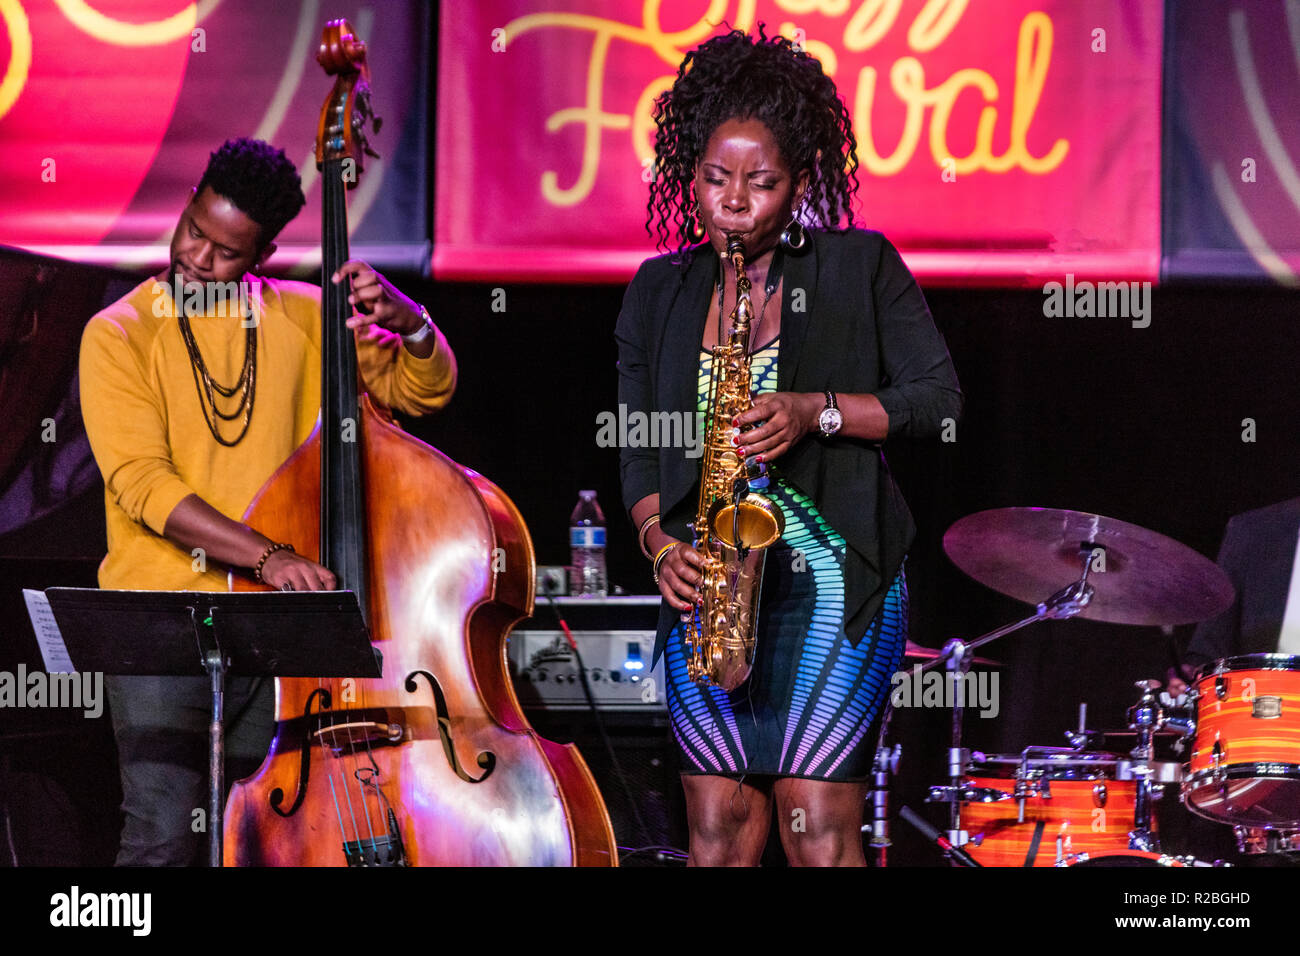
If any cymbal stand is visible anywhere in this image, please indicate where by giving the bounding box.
[925,546,1099,860]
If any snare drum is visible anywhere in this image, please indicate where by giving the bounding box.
[1185,654,1300,826]
[961,753,1152,867]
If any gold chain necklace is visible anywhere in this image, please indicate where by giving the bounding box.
[177,310,257,447]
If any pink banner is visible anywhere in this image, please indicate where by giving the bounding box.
[0,1,428,273]
[435,0,1163,284]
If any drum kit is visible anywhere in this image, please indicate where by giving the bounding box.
[873,506,1300,868]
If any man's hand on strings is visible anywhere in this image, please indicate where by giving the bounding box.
[332,259,423,336]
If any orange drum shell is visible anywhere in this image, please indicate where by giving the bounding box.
[1189,668,1300,774]
[962,774,1148,867]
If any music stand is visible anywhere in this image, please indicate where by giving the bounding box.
[42,588,378,867]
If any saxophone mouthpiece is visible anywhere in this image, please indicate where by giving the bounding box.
[726,233,746,258]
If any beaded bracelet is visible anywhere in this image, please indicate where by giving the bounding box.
[637,513,661,559]
[253,542,295,583]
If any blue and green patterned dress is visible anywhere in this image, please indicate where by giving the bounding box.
[663,338,908,781]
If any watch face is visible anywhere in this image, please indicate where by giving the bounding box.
[819,407,843,435]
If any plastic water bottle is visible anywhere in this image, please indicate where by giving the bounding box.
[569,490,607,596]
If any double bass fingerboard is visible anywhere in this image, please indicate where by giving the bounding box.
[319,157,369,623]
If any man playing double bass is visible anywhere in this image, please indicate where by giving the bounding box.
[79,138,457,865]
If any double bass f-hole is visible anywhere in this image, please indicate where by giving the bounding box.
[269,686,332,818]
[406,670,496,783]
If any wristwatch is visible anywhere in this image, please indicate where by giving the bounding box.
[818,390,843,437]
[402,305,435,345]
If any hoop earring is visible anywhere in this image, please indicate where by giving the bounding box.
[780,216,806,251]
[686,200,706,242]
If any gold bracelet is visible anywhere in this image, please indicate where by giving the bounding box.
[253,542,295,583]
[638,513,660,559]
[652,542,677,585]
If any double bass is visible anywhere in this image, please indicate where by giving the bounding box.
[222,19,617,866]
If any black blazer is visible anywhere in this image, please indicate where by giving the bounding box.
[1186,497,1300,667]
[615,229,963,661]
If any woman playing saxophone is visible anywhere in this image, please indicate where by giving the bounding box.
[616,26,962,866]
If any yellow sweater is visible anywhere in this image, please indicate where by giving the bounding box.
[79,276,457,591]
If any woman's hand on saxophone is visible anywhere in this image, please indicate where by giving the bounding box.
[734,392,821,462]
[650,529,705,613]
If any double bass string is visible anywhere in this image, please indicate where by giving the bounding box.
[314,674,354,850]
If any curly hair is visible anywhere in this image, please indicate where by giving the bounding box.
[646,24,860,266]
[195,138,306,245]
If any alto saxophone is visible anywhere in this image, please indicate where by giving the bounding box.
[684,234,784,691]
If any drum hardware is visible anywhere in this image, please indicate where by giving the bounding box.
[1126,679,1164,852]
[1064,703,1099,751]
[926,782,1013,804]
[902,640,1001,667]
[865,721,902,866]
[1113,759,1182,783]
[1253,696,1282,719]
[1234,825,1300,855]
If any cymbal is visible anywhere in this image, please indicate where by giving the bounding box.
[943,507,1235,626]
[903,640,1001,667]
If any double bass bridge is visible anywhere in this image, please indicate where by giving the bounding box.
[309,709,406,755]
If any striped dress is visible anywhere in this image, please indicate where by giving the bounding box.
[663,339,908,781]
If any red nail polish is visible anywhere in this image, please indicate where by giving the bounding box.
[738,447,746,457]
[756,454,764,464]
[732,435,740,445]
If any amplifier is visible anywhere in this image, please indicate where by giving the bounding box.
[509,596,666,712]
